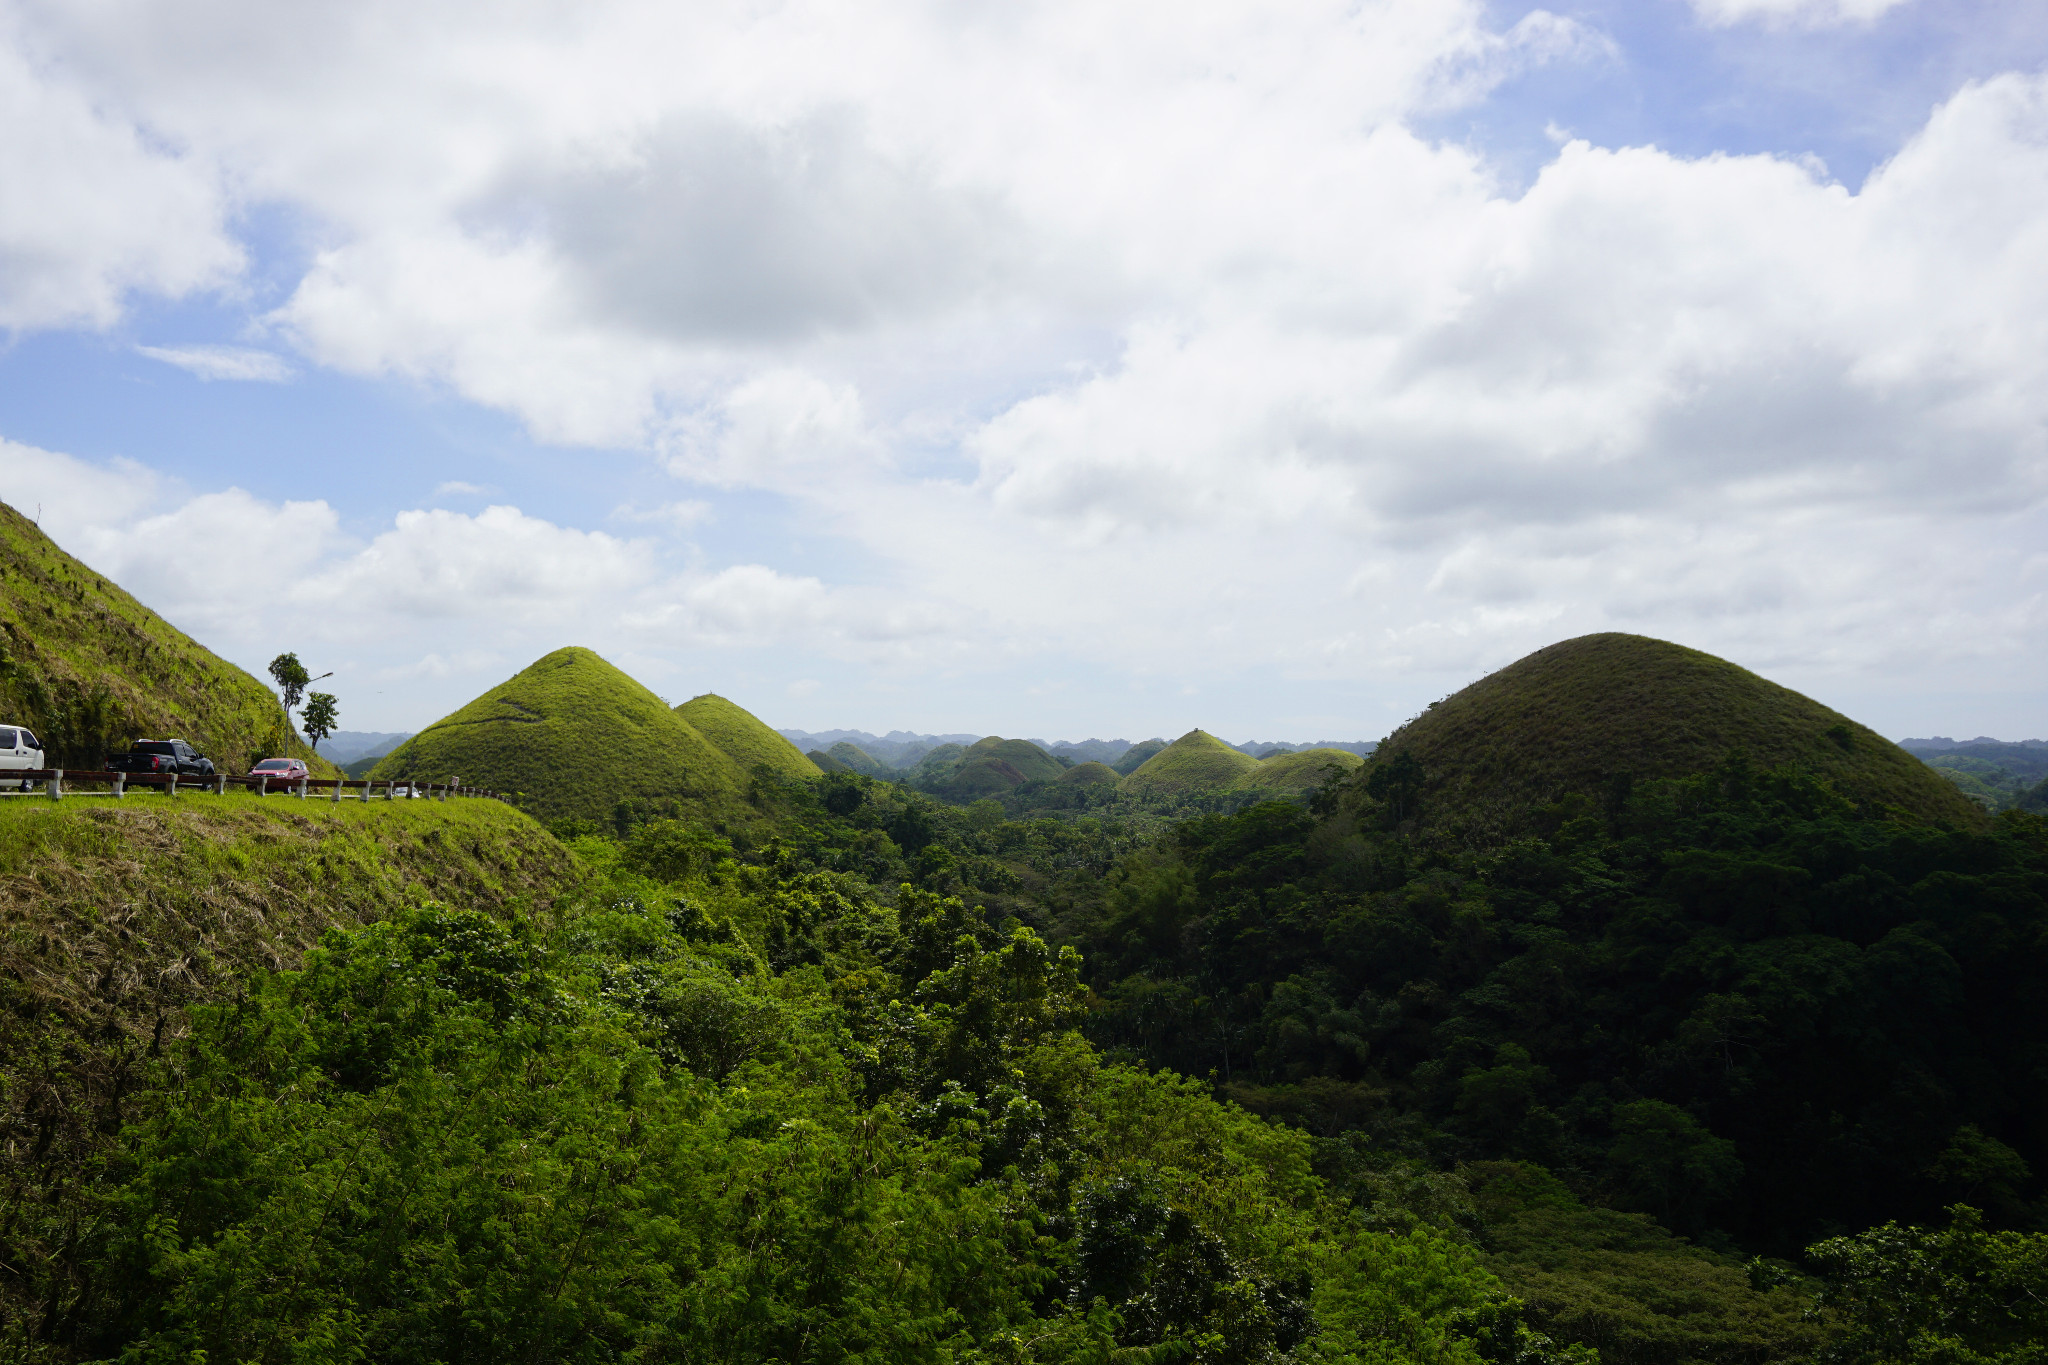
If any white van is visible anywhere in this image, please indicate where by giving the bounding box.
[0,724,46,790]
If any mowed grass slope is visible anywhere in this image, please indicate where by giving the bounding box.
[0,500,331,773]
[1377,633,1985,835]
[1121,729,1260,794]
[371,647,751,823]
[676,693,820,781]
[1238,746,1364,793]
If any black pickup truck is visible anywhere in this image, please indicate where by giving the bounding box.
[108,739,217,777]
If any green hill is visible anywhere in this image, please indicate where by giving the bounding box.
[1058,760,1119,786]
[1121,729,1260,795]
[1371,633,1985,837]
[826,741,896,778]
[370,648,750,823]
[676,693,820,781]
[918,736,1066,801]
[1111,738,1168,775]
[0,500,333,774]
[807,748,853,773]
[1238,746,1364,793]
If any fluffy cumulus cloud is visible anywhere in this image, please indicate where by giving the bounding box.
[0,0,2045,732]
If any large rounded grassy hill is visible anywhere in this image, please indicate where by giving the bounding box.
[1371,633,1984,835]
[372,648,751,822]
[1121,729,1259,795]
[676,693,819,781]
[927,737,1066,799]
[1239,747,1364,794]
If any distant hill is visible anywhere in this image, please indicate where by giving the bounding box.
[370,647,754,823]
[778,729,979,770]
[0,500,333,774]
[1058,761,1119,787]
[918,736,1066,800]
[320,730,415,766]
[1111,738,1169,775]
[826,741,896,779]
[1238,747,1365,793]
[807,749,853,774]
[1122,730,1260,795]
[1029,738,1134,765]
[677,694,819,782]
[1897,737,2048,812]
[1368,633,1985,838]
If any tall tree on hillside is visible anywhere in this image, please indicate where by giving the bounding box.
[301,693,338,753]
[268,654,310,713]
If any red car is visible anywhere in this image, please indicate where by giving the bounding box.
[249,758,309,785]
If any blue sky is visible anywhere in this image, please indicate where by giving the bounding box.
[3,0,2045,744]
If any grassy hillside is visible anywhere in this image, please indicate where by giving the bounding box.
[1121,729,1259,795]
[1058,760,1119,786]
[807,748,853,773]
[0,500,332,774]
[1111,738,1168,775]
[1237,746,1363,793]
[1372,633,1984,838]
[370,647,751,824]
[676,693,820,781]
[0,791,577,1336]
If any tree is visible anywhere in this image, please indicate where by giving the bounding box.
[301,693,338,752]
[267,653,311,713]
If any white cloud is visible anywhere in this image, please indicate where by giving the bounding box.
[136,344,294,382]
[1690,0,1912,28]
[433,481,489,497]
[1,1,2046,735]
[0,27,238,329]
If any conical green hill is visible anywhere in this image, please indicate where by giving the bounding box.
[927,737,1065,800]
[1059,761,1119,786]
[676,693,820,781]
[827,742,895,779]
[1371,633,1985,835]
[808,749,854,774]
[1112,739,1168,775]
[1238,747,1364,793]
[371,648,748,822]
[1121,729,1260,794]
[0,500,332,774]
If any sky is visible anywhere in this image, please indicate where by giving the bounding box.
[2,0,2045,744]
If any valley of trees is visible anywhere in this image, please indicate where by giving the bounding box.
[1,505,2043,1365]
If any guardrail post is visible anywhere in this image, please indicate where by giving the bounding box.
[112,773,125,799]
[214,774,226,796]
[329,778,340,804]
[254,776,266,797]
[49,769,63,801]
[165,772,178,798]
[296,778,308,799]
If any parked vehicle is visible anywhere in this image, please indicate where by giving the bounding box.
[0,724,45,790]
[108,739,216,777]
[249,757,309,785]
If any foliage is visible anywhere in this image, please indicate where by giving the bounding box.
[675,692,821,781]
[0,500,330,773]
[370,647,755,824]
[0,794,579,1345]
[266,652,310,713]
[1070,756,2048,1265]
[300,691,338,750]
[1806,1205,2048,1364]
[15,826,1545,1364]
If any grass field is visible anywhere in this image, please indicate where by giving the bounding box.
[371,647,755,824]
[0,500,332,775]
[1371,632,1985,838]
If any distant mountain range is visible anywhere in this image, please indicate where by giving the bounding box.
[777,729,1377,772]
[320,730,415,765]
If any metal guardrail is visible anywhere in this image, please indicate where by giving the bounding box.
[5,769,505,804]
